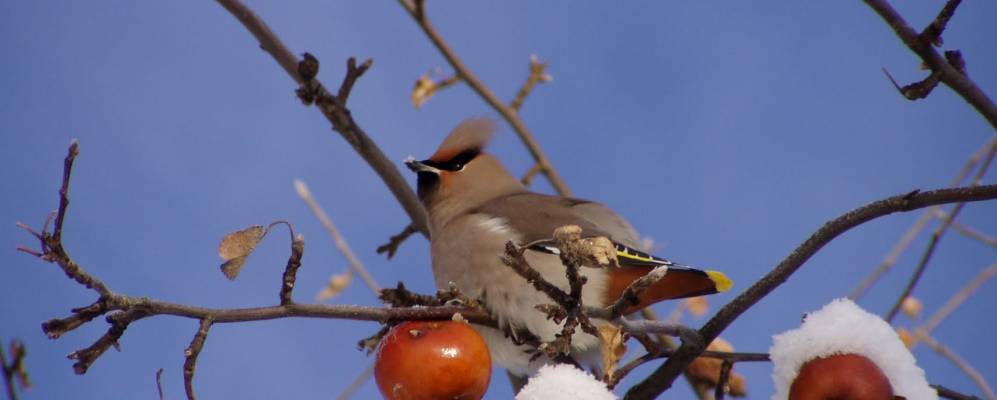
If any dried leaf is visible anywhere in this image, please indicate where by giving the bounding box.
[411,74,437,108]
[583,236,619,268]
[685,296,709,318]
[686,337,748,397]
[598,324,627,381]
[901,297,923,319]
[218,225,266,280]
[315,269,353,301]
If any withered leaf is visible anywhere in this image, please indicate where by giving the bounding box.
[218,225,266,280]
[687,337,748,397]
[316,269,353,301]
[411,74,437,108]
[598,324,627,381]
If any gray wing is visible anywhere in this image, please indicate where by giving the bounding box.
[472,192,641,247]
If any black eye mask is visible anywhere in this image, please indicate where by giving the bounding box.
[421,149,480,172]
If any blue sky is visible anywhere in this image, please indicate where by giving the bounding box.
[2,1,995,399]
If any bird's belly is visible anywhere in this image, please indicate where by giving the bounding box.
[429,216,609,375]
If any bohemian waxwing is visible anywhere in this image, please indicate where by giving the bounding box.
[405,117,731,377]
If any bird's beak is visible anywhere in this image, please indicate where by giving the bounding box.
[404,156,440,174]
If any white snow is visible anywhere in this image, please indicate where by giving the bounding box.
[769,298,936,400]
[516,364,617,400]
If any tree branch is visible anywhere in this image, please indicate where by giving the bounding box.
[885,142,995,322]
[625,184,997,399]
[916,332,995,400]
[862,0,997,131]
[215,0,429,238]
[509,55,551,111]
[295,180,382,294]
[849,136,995,300]
[396,0,573,197]
[183,317,213,400]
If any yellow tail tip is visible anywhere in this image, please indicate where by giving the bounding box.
[706,270,732,292]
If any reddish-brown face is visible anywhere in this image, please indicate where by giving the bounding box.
[374,321,492,400]
[788,353,895,400]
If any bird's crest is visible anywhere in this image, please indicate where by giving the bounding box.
[429,117,497,162]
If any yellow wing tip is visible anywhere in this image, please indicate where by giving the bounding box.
[706,270,732,292]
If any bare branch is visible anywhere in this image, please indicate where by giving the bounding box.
[885,143,996,322]
[935,209,997,247]
[155,368,165,400]
[338,57,373,105]
[184,318,213,400]
[396,0,573,197]
[296,180,382,294]
[850,137,995,300]
[862,0,997,131]
[625,184,997,399]
[335,363,375,400]
[510,55,551,111]
[278,226,305,305]
[52,139,79,243]
[376,223,418,259]
[604,266,669,319]
[934,384,986,400]
[1,339,29,400]
[917,263,997,337]
[215,0,429,237]
[68,309,147,375]
[916,332,995,400]
[715,360,733,400]
[520,163,544,187]
[920,0,963,46]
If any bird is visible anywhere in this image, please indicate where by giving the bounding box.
[404,117,731,377]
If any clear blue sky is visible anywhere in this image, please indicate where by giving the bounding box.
[2,1,995,399]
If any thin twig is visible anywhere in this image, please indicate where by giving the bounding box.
[155,368,165,400]
[335,362,375,400]
[850,137,994,300]
[520,163,544,187]
[605,266,669,318]
[916,332,995,400]
[609,348,768,389]
[215,0,429,238]
[934,384,985,400]
[885,144,996,322]
[278,225,304,305]
[396,0,573,197]
[935,209,997,247]
[862,0,997,131]
[376,223,418,259]
[52,139,79,242]
[640,309,712,400]
[917,263,997,337]
[184,317,214,400]
[338,57,373,105]
[920,0,963,46]
[625,185,997,400]
[510,55,551,111]
[295,180,382,294]
[715,360,733,400]
[0,340,19,400]
[68,309,147,374]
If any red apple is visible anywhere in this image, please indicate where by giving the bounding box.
[375,320,492,400]
[789,353,894,400]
